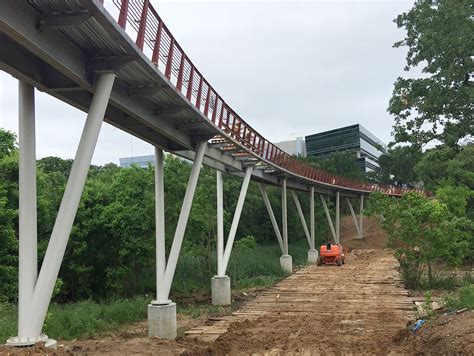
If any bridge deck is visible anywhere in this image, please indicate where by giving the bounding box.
[186,249,413,353]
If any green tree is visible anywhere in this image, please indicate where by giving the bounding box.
[0,129,18,301]
[368,192,472,288]
[300,152,363,180]
[370,145,422,186]
[389,0,473,148]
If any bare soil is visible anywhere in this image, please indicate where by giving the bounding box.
[2,216,472,355]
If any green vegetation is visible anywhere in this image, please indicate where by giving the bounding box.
[388,0,473,148]
[444,284,474,311]
[367,192,473,289]
[0,240,308,341]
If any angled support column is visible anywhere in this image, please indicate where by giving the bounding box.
[291,191,311,248]
[320,195,336,243]
[308,187,318,263]
[10,73,116,345]
[280,179,292,273]
[336,191,340,244]
[212,167,253,306]
[149,141,206,339]
[346,197,362,239]
[161,142,206,300]
[359,195,364,239]
[258,183,284,254]
[220,167,253,274]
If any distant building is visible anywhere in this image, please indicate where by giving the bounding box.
[305,124,386,172]
[275,137,306,157]
[119,155,155,168]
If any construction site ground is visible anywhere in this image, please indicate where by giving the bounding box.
[2,216,473,355]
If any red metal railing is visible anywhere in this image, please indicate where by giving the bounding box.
[109,0,423,196]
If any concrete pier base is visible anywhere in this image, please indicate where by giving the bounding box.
[280,255,293,274]
[308,249,319,263]
[148,302,177,339]
[6,335,57,349]
[211,275,231,306]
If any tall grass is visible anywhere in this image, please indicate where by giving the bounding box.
[172,239,309,295]
[0,239,311,341]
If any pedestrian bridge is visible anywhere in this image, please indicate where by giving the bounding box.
[0,0,420,347]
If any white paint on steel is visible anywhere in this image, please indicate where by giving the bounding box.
[346,197,361,238]
[18,81,37,340]
[336,191,340,244]
[359,195,364,239]
[162,142,206,299]
[320,195,336,242]
[29,72,116,336]
[258,183,284,254]
[155,147,168,303]
[221,167,253,274]
[282,179,288,255]
[291,191,312,249]
[216,170,225,276]
[310,186,315,250]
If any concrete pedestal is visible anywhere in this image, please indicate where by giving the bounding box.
[308,249,319,263]
[6,335,57,349]
[211,275,231,306]
[148,302,177,339]
[280,255,293,274]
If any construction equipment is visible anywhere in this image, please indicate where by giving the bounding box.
[317,242,345,266]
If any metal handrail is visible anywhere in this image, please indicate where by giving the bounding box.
[110,0,424,196]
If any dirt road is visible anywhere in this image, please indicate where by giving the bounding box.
[189,249,413,354]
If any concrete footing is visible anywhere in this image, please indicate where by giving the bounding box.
[280,255,293,274]
[308,249,319,263]
[211,275,231,306]
[148,302,177,339]
[6,335,57,349]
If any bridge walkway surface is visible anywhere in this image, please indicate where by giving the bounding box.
[188,249,413,354]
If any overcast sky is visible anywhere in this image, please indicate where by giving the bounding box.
[0,0,413,165]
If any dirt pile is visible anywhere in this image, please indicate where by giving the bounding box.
[393,310,474,354]
[340,215,389,250]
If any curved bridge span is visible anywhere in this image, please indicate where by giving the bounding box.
[1,0,419,347]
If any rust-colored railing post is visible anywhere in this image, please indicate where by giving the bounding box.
[186,67,194,100]
[118,0,130,29]
[165,37,175,79]
[135,0,149,50]
[176,52,185,91]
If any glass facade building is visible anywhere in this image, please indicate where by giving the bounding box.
[305,124,386,172]
[119,155,155,168]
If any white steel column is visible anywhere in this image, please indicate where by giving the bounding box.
[291,191,311,248]
[161,142,206,300]
[280,179,292,273]
[307,187,318,263]
[216,171,225,276]
[336,191,340,244]
[320,195,336,242]
[258,183,284,254]
[27,72,115,337]
[346,198,361,238]
[310,187,315,250]
[18,81,37,341]
[154,148,167,303]
[282,179,288,255]
[359,195,364,239]
[221,167,253,274]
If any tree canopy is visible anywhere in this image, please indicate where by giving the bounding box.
[388,0,473,148]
